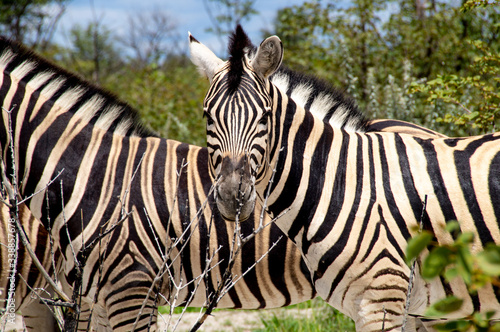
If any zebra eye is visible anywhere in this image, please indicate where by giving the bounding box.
[258,110,271,126]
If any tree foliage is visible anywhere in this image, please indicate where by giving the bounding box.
[410,38,500,133]
[0,0,68,49]
[61,23,125,84]
[274,0,500,136]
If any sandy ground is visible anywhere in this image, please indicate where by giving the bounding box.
[6,307,313,331]
[158,307,317,332]
[5,311,265,331]
[158,310,265,332]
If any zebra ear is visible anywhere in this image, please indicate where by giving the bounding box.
[189,32,224,82]
[250,36,283,79]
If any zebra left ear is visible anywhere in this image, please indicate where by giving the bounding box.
[189,32,224,82]
[250,36,283,79]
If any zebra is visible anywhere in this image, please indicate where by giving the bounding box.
[0,35,446,331]
[0,36,317,331]
[190,25,500,331]
[0,202,61,331]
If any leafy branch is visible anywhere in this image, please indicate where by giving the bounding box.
[406,221,500,331]
[409,38,500,133]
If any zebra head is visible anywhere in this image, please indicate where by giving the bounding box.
[189,25,283,222]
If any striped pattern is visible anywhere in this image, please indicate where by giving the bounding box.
[192,27,500,331]
[0,37,315,331]
[1,35,452,331]
[0,203,60,331]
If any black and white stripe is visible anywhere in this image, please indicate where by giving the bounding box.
[0,37,316,331]
[0,203,60,331]
[192,26,500,331]
[1,32,450,331]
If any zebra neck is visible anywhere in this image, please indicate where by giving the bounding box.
[261,92,344,243]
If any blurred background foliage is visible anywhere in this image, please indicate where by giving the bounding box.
[2,0,499,144]
[2,0,499,143]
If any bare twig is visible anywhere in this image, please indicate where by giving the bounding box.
[16,169,65,206]
[17,275,65,329]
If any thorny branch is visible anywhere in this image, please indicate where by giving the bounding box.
[1,102,288,331]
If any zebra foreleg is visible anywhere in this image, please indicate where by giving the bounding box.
[104,291,159,332]
[77,300,113,332]
[339,268,412,331]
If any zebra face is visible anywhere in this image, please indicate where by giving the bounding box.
[190,27,283,222]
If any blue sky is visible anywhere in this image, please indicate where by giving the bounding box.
[56,0,308,54]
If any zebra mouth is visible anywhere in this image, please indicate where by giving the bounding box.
[215,186,255,222]
[213,155,257,222]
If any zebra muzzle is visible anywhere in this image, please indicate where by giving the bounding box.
[215,155,256,222]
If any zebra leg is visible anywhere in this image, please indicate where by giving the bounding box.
[338,266,411,331]
[104,290,159,332]
[76,300,113,332]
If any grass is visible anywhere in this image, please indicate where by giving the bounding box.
[158,298,356,331]
[255,298,355,332]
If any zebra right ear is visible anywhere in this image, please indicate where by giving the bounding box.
[189,32,224,82]
[250,35,283,79]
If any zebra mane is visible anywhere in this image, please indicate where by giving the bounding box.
[225,26,368,132]
[0,36,154,137]
[271,65,369,132]
[227,25,253,93]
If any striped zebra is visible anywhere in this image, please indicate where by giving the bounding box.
[190,26,500,331]
[0,36,316,331]
[0,36,445,331]
[0,203,61,331]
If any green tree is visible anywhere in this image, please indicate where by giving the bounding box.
[106,57,208,145]
[273,0,500,136]
[204,0,258,54]
[274,0,391,101]
[61,22,125,85]
[409,2,500,134]
[50,14,207,145]
[0,0,68,50]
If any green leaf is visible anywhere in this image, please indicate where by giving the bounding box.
[422,246,454,280]
[434,319,471,331]
[425,296,464,317]
[456,232,474,245]
[456,246,473,285]
[476,245,500,276]
[443,266,459,281]
[445,221,460,233]
[466,111,480,121]
[406,231,433,264]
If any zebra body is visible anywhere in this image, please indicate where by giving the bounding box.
[190,26,500,331]
[0,37,317,331]
[0,35,449,331]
